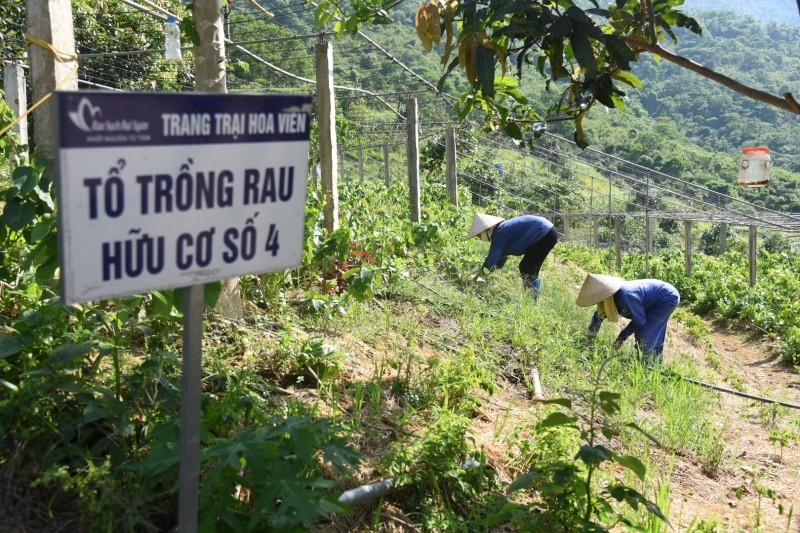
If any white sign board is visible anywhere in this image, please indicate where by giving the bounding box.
[56,91,312,304]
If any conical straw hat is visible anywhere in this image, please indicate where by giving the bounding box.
[576,274,624,307]
[468,213,504,239]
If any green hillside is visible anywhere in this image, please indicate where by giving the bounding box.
[683,0,800,26]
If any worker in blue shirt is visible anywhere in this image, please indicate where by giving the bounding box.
[468,213,559,300]
[576,273,680,364]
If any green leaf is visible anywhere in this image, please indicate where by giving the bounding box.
[608,484,669,523]
[12,166,40,195]
[507,470,542,493]
[83,403,112,423]
[1,197,37,232]
[204,281,222,308]
[599,391,621,402]
[614,70,643,89]
[624,422,662,447]
[30,218,53,243]
[569,29,595,75]
[49,343,93,368]
[179,16,201,46]
[476,46,496,99]
[537,411,578,429]
[565,6,591,24]
[550,15,572,38]
[33,187,55,211]
[604,34,635,70]
[537,397,572,408]
[575,444,613,466]
[151,290,175,317]
[550,38,565,79]
[0,335,27,359]
[503,121,522,140]
[615,455,646,481]
[319,496,352,516]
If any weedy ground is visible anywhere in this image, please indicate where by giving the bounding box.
[201,241,800,531]
[2,170,799,531]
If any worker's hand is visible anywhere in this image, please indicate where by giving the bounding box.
[468,273,485,283]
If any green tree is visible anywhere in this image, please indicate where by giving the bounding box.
[316,0,800,150]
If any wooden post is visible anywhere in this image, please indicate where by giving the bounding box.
[593,216,599,248]
[406,96,420,223]
[445,126,458,206]
[26,0,78,160]
[316,41,339,232]
[614,217,621,270]
[194,0,226,92]
[749,226,757,287]
[720,223,728,254]
[645,215,652,276]
[358,147,364,182]
[194,0,242,323]
[607,174,612,246]
[383,144,390,187]
[3,63,29,149]
[684,220,692,277]
[644,172,651,277]
[563,215,570,242]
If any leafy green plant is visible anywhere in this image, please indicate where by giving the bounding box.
[491,357,668,531]
[135,415,360,531]
[768,427,797,463]
[380,410,495,529]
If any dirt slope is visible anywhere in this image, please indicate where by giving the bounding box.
[664,323,800,531]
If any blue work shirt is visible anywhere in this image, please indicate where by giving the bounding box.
[482,215,554,271]
[589,279,680,357]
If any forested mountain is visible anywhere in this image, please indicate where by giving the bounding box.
[683,0,799,26]
[506,7,800,210]
[628,10,800,173]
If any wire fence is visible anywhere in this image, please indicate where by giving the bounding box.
[3,0,800,261]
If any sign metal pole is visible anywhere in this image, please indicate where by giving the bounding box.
[179,284,204,531]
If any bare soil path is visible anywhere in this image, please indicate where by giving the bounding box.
[665,322,800,531]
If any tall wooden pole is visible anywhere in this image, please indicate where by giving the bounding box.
[406,96,420,223]
[720,223,728,254]
[749,226,757,287]
[3,63,29,149]
[645,215,652,276]
[316,41,339,232]
[445,126,458,206]
[684,220,692,277]
[26,0,78,161]
[383,144,390,187]
[194,0,241,321]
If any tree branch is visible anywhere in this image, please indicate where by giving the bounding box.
[641,0,656,43]
[624,36,800,115]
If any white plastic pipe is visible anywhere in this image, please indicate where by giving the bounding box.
[531,367,545,400]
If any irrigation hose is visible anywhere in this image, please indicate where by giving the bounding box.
[658,368,800,411]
